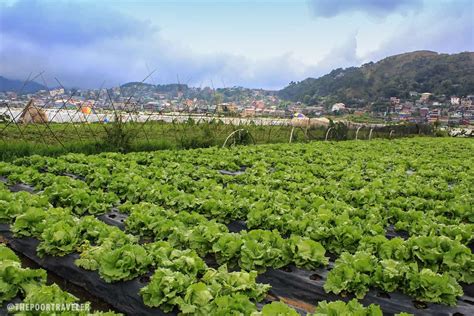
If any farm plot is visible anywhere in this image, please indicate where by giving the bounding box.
[1,137,473,315]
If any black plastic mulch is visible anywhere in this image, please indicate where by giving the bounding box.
[0,224,173,316]
[2,176,474,315]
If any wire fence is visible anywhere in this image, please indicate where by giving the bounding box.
[0,74,438,159]
[0,106,435,147]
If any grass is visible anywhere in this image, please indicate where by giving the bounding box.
[0,120,435,161]
[0,140,177,162]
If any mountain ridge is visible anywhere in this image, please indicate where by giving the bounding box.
[278,50,474,106]
[0,76,47,94]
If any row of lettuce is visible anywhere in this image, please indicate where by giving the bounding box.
[0,237,405,316]
[1,138,473,313]
[0,244,119,316]
[0,182,318,314]
[1,183,412,315]
[2,176,472,307]
[2,139,472,247]
[0,242,408,316]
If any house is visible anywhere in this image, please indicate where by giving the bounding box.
[401,102,413,112]
[272,109,286,117]
[399,111,411,120]
[420,107,429,118]
[144,102,161,111]
[428,109,441,123]
[50,88,64,97]
[331,103,346,112]
[420,93,432,102]
[302,106,324,116]
[394,104,403,113]
[464,109,474,123]
[252,100,265,110]
[390,97,400,105]
[5,91,17,99]
[267,96,278,104]
[448,112,462,125]
[461,98,473,107]
[242,108,256,117]
[263,108,283,116]
[184,99,193,107]
[217,102,238,113]
[226,103,238,113]
[450,96,460,105]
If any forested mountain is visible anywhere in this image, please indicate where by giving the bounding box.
[0,76,47,94]
[278,51,474,106]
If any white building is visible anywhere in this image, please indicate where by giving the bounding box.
[451,96,460,105]
[331,103,346,112]
[50,88,64,97]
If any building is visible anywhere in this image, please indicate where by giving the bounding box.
[461,98,473,107]
[6,91,17,99]
[390,97,400,105]
[331,103,346,112]
[448,112,462,125]
[420,93,432,102]
[143,102,161,111]
[451,96,460,105]
[420,107,429,118]
[272,110,286,117]
[217,103,238,113]
[252,100,265,110]
[302,106,324,116]
[242,108,256,117]
[428,109,441,123]
[50,88,64,97]
[399,111,411,120]
[262,109,285,117]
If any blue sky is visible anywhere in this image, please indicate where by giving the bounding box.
[0,0,473,89]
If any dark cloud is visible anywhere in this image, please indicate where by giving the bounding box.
[0,0,471,90]
[0,28,312,90]
[0,0,156,46]
[309,0,423,18]
[0,0,315,90]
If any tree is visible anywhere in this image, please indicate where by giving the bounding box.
[371,101,389,113]
[213,93,223,106]
[303,95,311,105]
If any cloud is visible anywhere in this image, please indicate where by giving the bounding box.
[0,0,319,90]
[0,22,312,89]
[309,0,423,18]
[362,0,474,62]
[317,31,361,72]
[0,0,471,90]
[0,0,156,46]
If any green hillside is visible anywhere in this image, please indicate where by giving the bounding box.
[278,51,474,106]
[0,76,47,94]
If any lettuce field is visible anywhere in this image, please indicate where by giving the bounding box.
[0,137,473,315]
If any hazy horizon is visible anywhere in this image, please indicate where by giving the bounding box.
[1,0,473,90]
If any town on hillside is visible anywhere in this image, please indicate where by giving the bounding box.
[1,84,473,126]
